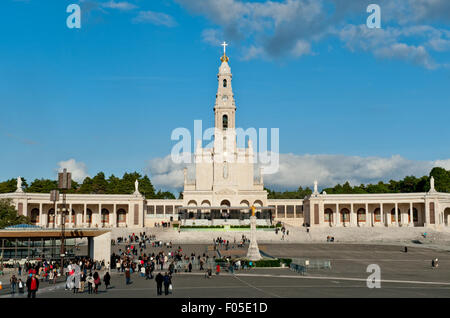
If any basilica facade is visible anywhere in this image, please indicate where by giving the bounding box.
[2,51,450,229]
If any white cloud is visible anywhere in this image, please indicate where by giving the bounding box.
[132,11,177,27]
[263,153,435,189]
[434,159,450,170]
[56,159,89,183]
[201,29,222,46]
[145,154,194,190]
[101,1,137,11]
[337,24,439,69]
[290,40,312,57]
[176,0,450,69]
[144,152,449,191]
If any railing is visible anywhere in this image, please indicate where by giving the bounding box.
[172,258,217,272]
[290,258,332,272]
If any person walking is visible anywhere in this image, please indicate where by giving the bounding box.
[145,265,150,280]
[103,272,111,290]
[216,264,221,275]
[10,275,17,294]
[80,272,86,293]
[86,273,94,294]
[26,274,39,298]
[155,272,164,296]
[125,267,131,285]
[93,272,101,294]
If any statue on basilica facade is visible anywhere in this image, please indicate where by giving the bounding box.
[16,176,24,193]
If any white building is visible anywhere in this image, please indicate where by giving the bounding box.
[1,50,450,229]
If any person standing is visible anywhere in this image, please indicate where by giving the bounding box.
[18,279,24,294]
[26,274,39,298]
[125,267,131,285]
[163,272,172,296]
[155,272,164,296]
[103,272,111,290]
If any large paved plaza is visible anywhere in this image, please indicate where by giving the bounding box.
[2,243,450,298]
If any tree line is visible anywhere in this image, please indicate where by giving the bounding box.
[266,167,450,199]
[1,167,449,200]
[0,171,176,200]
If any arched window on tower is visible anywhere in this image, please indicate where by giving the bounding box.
[223,79,227,88]
[222,115,228,130]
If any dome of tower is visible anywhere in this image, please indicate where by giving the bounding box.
[219,56,231,74]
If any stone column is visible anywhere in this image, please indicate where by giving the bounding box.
[128,203,132,227]
[350,203,355,227]
[380,203,384,227]
[56,203,60,227]
[69,203,73,228]
[98,204,102,228]
[409,202,414,226]
[246,215,262,261]
[112,204,117,228]
[335,203,340,226]
[39,203,43,226]
[83,204,87,228]
[53,203,57,228]
[394,202,399,227]
[365,203,369,227]
[387,204,392,227]
[425,200,430,227]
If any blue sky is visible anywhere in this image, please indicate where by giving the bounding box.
[0,0,449,192]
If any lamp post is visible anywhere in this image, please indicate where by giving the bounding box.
[57,169,71,270]
[50,190,60,230]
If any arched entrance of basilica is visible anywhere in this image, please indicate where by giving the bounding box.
[444,208,450,226]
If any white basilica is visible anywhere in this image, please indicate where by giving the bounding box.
[1,49,450,229]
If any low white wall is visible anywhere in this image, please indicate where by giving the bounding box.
[92,232,111,264]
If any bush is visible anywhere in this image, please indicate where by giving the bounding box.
[180,225,224,229]
[238,259,281,267]
[229,225,276,229]
[279,258,292,266]
[255,259,281,267]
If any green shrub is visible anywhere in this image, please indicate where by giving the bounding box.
[237,259,281,267]
[180,225,224,229]
[255,259,281,267]
[279,258,292,266]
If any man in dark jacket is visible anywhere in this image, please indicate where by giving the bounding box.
[163,272,171,296]
[26,273,39,298]
[155,272,164,295]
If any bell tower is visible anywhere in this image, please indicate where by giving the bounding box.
[214,42,237,156]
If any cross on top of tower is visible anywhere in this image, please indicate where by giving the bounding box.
[221,41,228,54]
[220,41,229,62]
